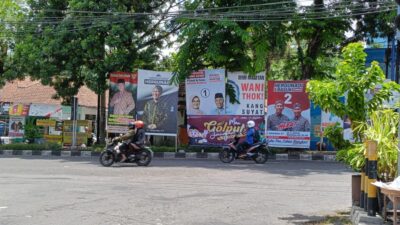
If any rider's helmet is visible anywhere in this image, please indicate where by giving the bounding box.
[247,120,255,128]
[134,120,145,129]
[128,122,135,130]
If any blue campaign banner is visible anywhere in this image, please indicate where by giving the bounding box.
[310,101,339,151]
[310,101,321,150]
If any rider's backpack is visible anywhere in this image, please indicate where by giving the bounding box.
[253,129,260,143]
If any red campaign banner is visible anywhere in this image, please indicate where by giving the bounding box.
[187,115,264,146]
[266,81,311,148]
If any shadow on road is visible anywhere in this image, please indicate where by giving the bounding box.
[0,155,353,177]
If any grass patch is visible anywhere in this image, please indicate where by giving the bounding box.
[302,211,351,225]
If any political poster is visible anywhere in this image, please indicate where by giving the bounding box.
[266,81,310,148]
[226,72,265,116]
[9,103,30,116]
[310,102,341,151]
[107,72,137,133]
[187,115,264,146]
[9,116,25,137]
[29,104,62,119]
[137,69,178,135]
[185,69,226,115]
[310,101,322,150]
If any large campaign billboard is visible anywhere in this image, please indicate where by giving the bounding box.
[107,72,137,133]
[266,81,310,148]
[187,115,264,146]
[185,69,226,115]
[226,71,265,116]
[137,69,178,136]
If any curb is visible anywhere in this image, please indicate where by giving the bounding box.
[351,206,383,225]
[0,150,337,161]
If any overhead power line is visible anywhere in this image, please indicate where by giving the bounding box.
[0,1,396,39]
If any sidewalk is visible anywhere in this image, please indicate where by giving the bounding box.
[0,149,337,161]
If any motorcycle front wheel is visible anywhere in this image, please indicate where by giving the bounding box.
[99,151,115,167]
[253,148,268,164]
[136,149,152,166]
[219,148,235,163]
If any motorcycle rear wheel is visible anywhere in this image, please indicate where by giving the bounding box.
[136,149,152,166]
[99,151,115,167]
[219,149,235,163]
[253,149,268,164]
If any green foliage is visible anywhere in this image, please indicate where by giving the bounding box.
[336,143,365,172]
[307,42,400,140]
[24,117,43,140]
[173,0,290,83]
[0,0,25,81]
[8,0,176,103]
[0,143,62,150]
[337,109,399,181]
[324,122,350,150]
[289,3,351,79]
[363,110,398,182]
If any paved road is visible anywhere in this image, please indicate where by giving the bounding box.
[0,157,353,225]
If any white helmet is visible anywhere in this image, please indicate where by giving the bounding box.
[247,120,255,128]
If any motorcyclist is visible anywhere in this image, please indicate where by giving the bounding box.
[237,120,257,158]
[112,122,136,162]
[130,120,146,150]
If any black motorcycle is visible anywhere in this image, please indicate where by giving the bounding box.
[99,140,153,167]
[219,134,269,164]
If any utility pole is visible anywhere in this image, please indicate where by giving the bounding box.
[395,0,400,174]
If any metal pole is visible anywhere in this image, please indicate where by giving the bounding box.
[71,96,78,148]
[396,4,400,178]
[391,38,396,81]
[367,140,378,216]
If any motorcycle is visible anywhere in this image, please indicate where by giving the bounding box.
[99,140,153,167]
[219,134,270,164]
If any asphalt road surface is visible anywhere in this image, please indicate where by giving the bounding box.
[0,157,353,225]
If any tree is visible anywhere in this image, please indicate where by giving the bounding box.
[172,0,291,83]
[8,0,180,142]
[0,0,25,82]
[289,0,351,79]
[173,0,394,81]
[306,42,400,140]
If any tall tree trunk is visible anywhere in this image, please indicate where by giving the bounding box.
[302,0,324,80]
[0,41,7,75]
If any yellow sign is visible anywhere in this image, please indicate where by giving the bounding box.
[63,120,91,126]
[63,132,87,145]
[44,135,62,143]
[36,119,56,127]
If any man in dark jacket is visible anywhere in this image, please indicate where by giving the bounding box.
[113,122,136,162]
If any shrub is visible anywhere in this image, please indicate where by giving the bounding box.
[0,143,62,151]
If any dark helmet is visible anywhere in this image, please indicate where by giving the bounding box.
[134,120,145,129]
[128,122,135,129]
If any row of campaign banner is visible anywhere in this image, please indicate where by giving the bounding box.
[107,69,351,149]
[186,80,351,150]
[108,69,266,136]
